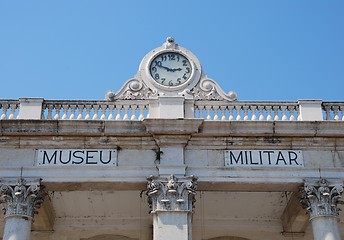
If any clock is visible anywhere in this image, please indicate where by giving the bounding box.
[149,52,192,87]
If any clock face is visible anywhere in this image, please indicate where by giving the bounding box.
[149,52,192,86]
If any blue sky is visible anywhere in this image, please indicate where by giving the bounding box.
[0,1,343,101]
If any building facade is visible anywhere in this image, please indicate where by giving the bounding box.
[0,38,343,240]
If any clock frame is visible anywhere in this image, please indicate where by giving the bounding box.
[139,38,202,94]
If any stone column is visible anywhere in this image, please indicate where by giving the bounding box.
[146,175,197,240]
[0,178,45,240]
[300,178,343,240]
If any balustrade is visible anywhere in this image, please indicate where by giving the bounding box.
[194,101,300,121]
[322,102,344,121]
[0,100,20,120]
[42,100,149,121]
[2,99,344,121]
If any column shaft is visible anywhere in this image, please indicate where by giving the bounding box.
[311,217,341,240]
[3,217,32,240]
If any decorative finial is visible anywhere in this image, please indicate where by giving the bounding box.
[164,37,178,49]
[166,37,174,43]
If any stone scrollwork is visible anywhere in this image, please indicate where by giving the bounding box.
[191,78,237,101]
[0,178,46,220]
[146,175,197,213]
[106,78,157,101]
[300,178,344,220]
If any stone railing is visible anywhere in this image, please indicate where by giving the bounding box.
[194,101,299,121]
[42,100,149,120]
[0,100,20,120]
[322,102,344,121]
[0,98,343,121]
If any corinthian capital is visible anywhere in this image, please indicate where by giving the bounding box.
[0,178,45,220]
[146,175,197,213]
[300,178,343,220]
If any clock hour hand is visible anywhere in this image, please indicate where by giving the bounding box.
[171,68,182,72]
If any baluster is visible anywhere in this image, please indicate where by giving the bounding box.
[205,105,212,120]
[92,104,99,120]
[85,105,91,120]
[228,105,234,121]
[100,104,107,120]
[266,106,272,121]
[1,104,8,119]
[123,105,129,120]
[108,104,115,120]
[324,105,331,120]
[77,105,85,120]
[273,106,280,121]
[258,106,265,121]
[333,106,339,120]
[341,106,344,121]
[46,105,53,120]
[213,106,219,120]
[54,105,61,120]
[69,105,76,120]
[131,105,138,120]
[40,105,45,120]
[235,105,242,121]
[243,106,250,121]
[220,106,227,121]
[115,105,122,120]
[62,105,69,120]
[296,106,302,121]
[250,106,257,121]
[8,103,17,119]
[289,106,296,121]
[198,105,205,119]
[138,105,145,120]
[146,104,150,118]
[281,106,288,121]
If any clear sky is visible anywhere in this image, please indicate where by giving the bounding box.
[0,1,343,101]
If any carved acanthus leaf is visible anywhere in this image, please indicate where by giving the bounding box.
[300,178,343,220]
[0,178,46,219]
[146,175,197,213]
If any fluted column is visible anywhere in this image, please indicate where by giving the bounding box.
[300,178,343,240]
[146,175,197,240]
[0,178,45,240]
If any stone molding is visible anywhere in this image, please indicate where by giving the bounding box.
[146,175,197,213]
[0,178,45,220]
[300,178,343,220]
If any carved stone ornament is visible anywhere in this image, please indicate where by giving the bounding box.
[300,178,344,220]
[190,77,237,101]
[146,175,197,213]
[0,178,45,220]
[106,38,237,101]
[106,78,157,101]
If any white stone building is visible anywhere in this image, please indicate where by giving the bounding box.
[0,38,343,240]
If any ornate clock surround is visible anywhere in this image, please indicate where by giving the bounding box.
[106,37,237,102]
[139,37,202,95]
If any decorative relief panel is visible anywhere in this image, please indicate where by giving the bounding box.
[146,175,197,213]
[300,178,343,220]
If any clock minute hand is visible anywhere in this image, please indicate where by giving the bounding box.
[157,64,173,72]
